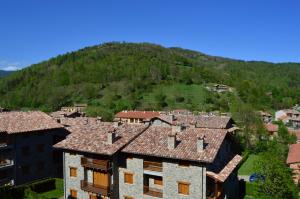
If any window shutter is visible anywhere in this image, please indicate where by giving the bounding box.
[178,182,190,195]
[124,172,133,184]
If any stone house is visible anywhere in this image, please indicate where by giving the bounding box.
[54,122,148,199]
[0,111,69,186]
[120,125,242,199]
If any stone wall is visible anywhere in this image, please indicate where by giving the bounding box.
[119,157,206,199]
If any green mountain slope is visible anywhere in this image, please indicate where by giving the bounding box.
[0,42,299,119]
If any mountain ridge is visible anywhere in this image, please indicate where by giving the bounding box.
[0,42,299,119]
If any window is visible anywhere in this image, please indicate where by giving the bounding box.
[37,144,44,153]
[154,177,163,185]
[178,182,190,195]
[124,172,133,184]
[21,165,30,175]
[37,161,45,170]
[70,167,77,177]
[89,194,97,199]
[124,196,134,199]
[70,189,77,199]
[22,146,30,156]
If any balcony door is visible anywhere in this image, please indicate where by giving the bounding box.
[93,170,108,187]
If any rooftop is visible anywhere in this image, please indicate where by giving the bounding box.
[0,111,63,134]
[54,122,148,156]
[287,143,300,164]
[122,126,228,163]
[264,123,278,133]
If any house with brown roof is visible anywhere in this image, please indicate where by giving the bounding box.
[258,111,272,123]
[54,121,149,199]
[264,123,279,138]
[115,110,160,124]
[287,143,300,184]
[0,111,69,186]
[120,125,241,199]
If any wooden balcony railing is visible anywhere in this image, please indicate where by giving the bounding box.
[144,186,163,198]
[80,180,110,196]
[81,157,109,170]
[143,161,163,172]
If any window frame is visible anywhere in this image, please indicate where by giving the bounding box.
[124,172,134,184]
[178,181,190,195]
[70,167,77,177]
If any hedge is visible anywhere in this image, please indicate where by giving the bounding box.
[0,178,56,199]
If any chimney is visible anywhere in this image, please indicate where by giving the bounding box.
[167,132,177,149]
[113,121,120,128]
[107,128,116,144]
[172,125,181,133]
[197,135,205,152]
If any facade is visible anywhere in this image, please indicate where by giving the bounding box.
[115,111,160,124]
[54,121,148,199]
[0,111,69,186]
[258,111,272,123]
[55,115,241,199]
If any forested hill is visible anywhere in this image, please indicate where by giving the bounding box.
[0,70,12,78]
[0,42,299,119]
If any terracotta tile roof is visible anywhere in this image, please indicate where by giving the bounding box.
[195,116,233,129]
[0,111,63,134]
[122,126,228,163]
[264,123,278,133]
[54,122,148,156]
[154,114,233,129]
[287,143,300,164]
[206,155,242,182]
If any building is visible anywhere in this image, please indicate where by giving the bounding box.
[54,121,148,199]
[287,143,300,184]
[275,109,300,122]
[264,123,279,138]
[61,103,87,114]
[0,111,69,186]
[121,125,242,199]
[55,115,242,199]
[115,111,160,124]
[258,111,272,123]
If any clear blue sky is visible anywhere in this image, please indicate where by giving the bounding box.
[1,0,300,70]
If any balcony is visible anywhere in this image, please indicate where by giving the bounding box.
[0,178,14,186]
[144,186,163,198]
[81,157,109,171]
[143,161,162,172]
[0,159,14,169]
[81,180,110,196]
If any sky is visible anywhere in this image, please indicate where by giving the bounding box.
[0,0,300,70]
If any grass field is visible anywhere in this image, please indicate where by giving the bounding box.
[238,155,260,175]
[37,178,63,199]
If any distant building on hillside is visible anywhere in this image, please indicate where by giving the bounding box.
[0,111,69,186]
[275,109,300,128]
[258,111,272,123]
[207,84,233,93]
[264,123,278,139]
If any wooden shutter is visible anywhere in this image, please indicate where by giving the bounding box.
[178,182,190,195]
[70,167,77,177]
[124,172,133,184]
[90,194,97,199]
[93,171,109,187]
[70,189,77,198]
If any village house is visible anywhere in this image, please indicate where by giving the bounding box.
[54,121,148,199]
[287,143,300,185]
[61,103,87,114]
[54,114,241,199]
[275,109,300,123]
[120,125,242,199]
[258,111,272,123]
[114,110,160,124]
[264,123,279,139]
[0,111,69,186]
